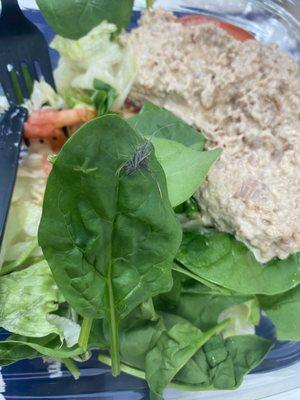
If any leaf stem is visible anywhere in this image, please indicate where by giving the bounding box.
[78,316,93,352]
[173,261,233,295]
[62,358,80,379]
[108,274,120,376]
[99,353,145,379]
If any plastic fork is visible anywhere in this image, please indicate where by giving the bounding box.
[0,106,28,246]
[0,0,55,247]
[0,0,55,104]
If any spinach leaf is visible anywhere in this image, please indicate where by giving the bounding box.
[97,308,268,398]
[155,276,251,331]
[145,314,230,400]
[38,115,182,375]
[174,335,272,390]
[98,335,271,397]
[259,285,300,340]
[0,334,82,366]
[128,102,205,150]
[92,79,117,116]
[0,261,62,338]
[177,230,300,295]
[36,0,134,39]
[65,79,117,116]
[91,301,164,370]
[152,138,221,207]
[172,262,233,295]
[118,304,164,370]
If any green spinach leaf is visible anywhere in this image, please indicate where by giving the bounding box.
[259,285,300,340]
[97,308,269,398]
[36,0,134,39]
[152,138,221,207]
[177,230,300,295]
[155,276,251,331]
[38,115,182,375]
[174,335,272,390]
[128,102,205,150]
[92,79,117,116]
[145,314,230,400]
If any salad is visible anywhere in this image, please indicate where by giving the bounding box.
[0,2,299,400]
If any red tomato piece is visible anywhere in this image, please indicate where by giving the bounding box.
[180,15,254,41]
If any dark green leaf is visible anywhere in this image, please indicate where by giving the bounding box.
[259,285,300,340]
[145,314,230,400]
[119,307,164,370]
[93,302,164,370]
[177,230,300,295]
[92,79,117,116]
[152,138,221,207]
[172,262,233,295]
[38,114,182,374]
[156,276,251,331]
[36,0,134,39]
[174,335,272,390]
[128,102,205,150]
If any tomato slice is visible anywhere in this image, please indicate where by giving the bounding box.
[179,15,254,41]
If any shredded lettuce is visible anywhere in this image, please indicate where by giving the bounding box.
[0,144,49,269]
[23,80,66,112]
[47,314,80,348]
[52,21,137,110]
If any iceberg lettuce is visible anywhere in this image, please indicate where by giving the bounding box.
[52,21,137,110]
[0,145,49,269]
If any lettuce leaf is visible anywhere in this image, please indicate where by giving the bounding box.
[52,22,136,110]
[218,299,260,338]
[0,334,82,366]
[0,261,60,337]
[24,80,65,112]
[0,147,48,269]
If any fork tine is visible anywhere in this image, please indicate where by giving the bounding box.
[24,60,38,82]
[16,65,30,100]
[0,66,17,104]
[38,57,56,89]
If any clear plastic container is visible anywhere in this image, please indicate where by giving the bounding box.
[134,0,300,58]
[2,1,299,399]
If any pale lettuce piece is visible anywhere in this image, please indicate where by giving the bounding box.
[0,146,49,268]
[218,299,260,339]
[47,315,80,348]
[0,261,60,337]
[52,21,137,110]
[23,80,66,112]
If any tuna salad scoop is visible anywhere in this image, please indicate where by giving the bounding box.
[126,8,300,263]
